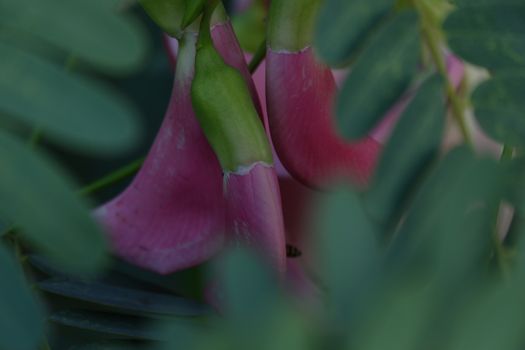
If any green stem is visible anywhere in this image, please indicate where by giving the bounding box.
[414,0,473,146]
[267,0,321,51]
[248,39,267,73]
[78,157,144,196]
[198,0,220,46]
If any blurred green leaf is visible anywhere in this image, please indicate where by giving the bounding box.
[158,321,226,350]
[70,341,148,350]
[445,283,525,350]
[472,74,525,148]
[255,308,311,350]
[0,219,10,237]
[0,243,44,350]
[364,74,445,227]
[29,254,71,279]
[314,0,394,66]
[29,254,207,300]
[38,278,212,317]
[314,187,380,325]
[161,307,311,350]
[336,10,421,140]
[213,248,280,323]
[160,248,311,350]
[505,157,525,216]
[453,0,524,5]
[0,42,141,155]
[111,257,207,298]
[390,147,505,278]
[353,282,437,350]
[0,130,108,274]
[49,310,163,340]
[0,0,148,74]
[444,4,525,70]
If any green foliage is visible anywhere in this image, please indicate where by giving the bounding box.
[364,74,446,228]
[336,10,421,140]
[444,3,525,70]
[314,0,394,66]
[49,310,164,341]
[0,0,148,347]
[0,130,108,273]
[313,187,380,328]
[38,278,211,317]
[0,245,44,350]
[445,282,525,350]
[3,0,525,349]
[0,0,147,74]
[472,74,525,148]
[506,157,525,217]
[0,43,141,156]
[390,147,504,278]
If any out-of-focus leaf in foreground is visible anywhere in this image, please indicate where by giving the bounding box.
[472,74,525,149]
[364,74,446,228]
[390,146,505,280]
[38,278,212,317]
[314,187,380,326]
[0,0,148,74]
[337,10,420,140]
[444,3,525,70]
[314,0,394,66]
[0,130,108,274]
[0,43,141,156]
[0,244,44,350]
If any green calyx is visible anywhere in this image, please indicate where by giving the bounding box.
[181,0,207,29]
[191,1,273,172]
[139,0,227,39]
[267,0,322,51]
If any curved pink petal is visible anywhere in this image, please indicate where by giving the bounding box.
[95,37,225,275]
[266,47,381,189]
[225,163,287,275]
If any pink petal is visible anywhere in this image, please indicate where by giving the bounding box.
[266,47,381,189]
[95,44,225,275]
[225,163,287,275]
